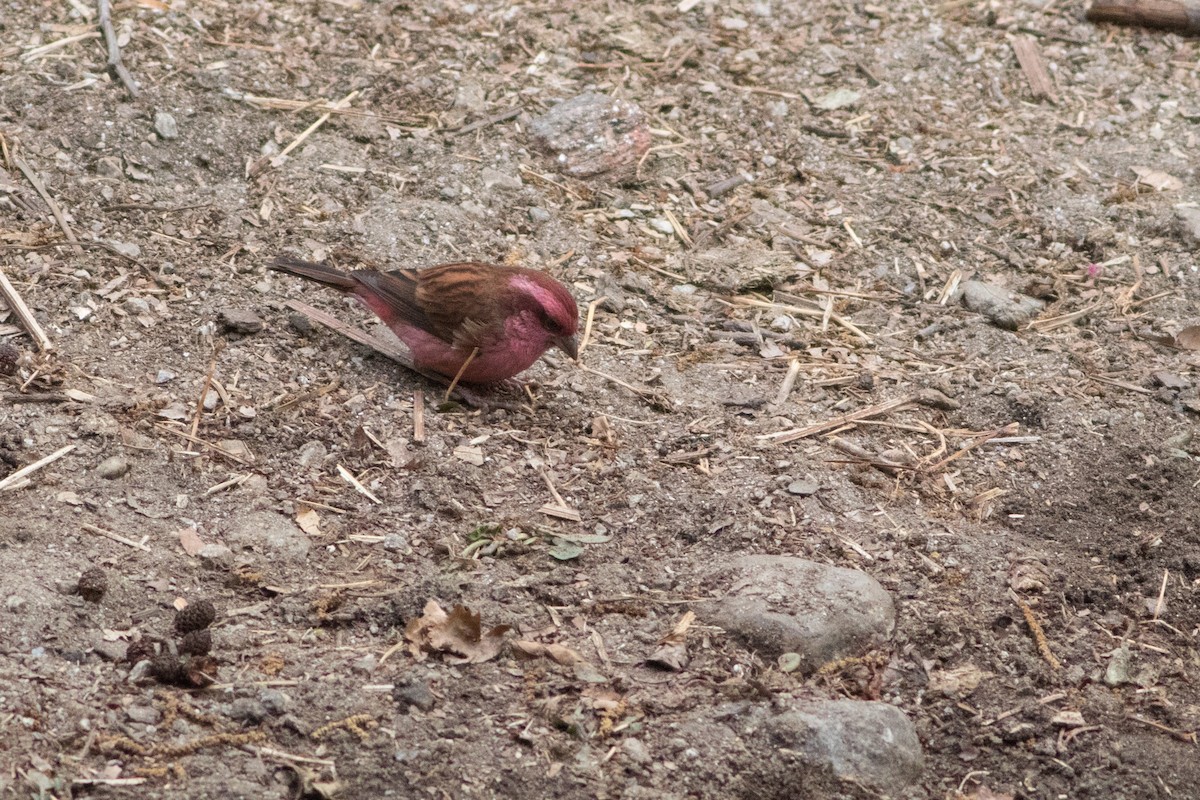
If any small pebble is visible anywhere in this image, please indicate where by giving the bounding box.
[155,369,176,384]
[154,111,179,140]
[96,456,130,479]
[217,308,265,335]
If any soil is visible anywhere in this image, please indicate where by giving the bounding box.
[2,1,1200,798]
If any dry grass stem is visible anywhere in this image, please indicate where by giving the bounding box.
[0,444,76,491]
[0,267,53,351]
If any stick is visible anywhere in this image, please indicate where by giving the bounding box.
[443,347,479,402]
[412,390,425,443]
[337,464,382,504]
[0,444,75,491]
[1010,35,1056,102]
[275,90,360,162]
[1086,0,1200,32]
[81,522,151,552]
[757,394,919,445]
[577,296,605,357]
[772,359,803,407]
[453,106,522,136]
[97,0,139,98]
[13,157,82,254]
[0,267,52,351]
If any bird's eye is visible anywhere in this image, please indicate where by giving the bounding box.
[537,309,563,333]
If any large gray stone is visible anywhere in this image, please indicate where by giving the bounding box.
[702,555,894,673]
[224,511,310,562]
[752,700,923,792]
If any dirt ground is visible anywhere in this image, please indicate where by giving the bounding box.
[3,0,1200,797]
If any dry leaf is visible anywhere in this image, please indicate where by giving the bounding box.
[295,507,322,536]
[1132,166,1183,193]
[648,610,694,671]
[512,640,587,666]
[404,600,510,664]
[928,663,991,697]
[178,526,205,556]
[1175,326,1200,350]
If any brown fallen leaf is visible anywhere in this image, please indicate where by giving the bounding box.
[512,640,587,666]
[647,610,695,671]
[295,507,322,536]
[404,600,510,664]
[178,526,205,556]
[1132,166,1183,193]
[1175,325,1200,350]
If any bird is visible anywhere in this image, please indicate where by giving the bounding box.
[269,256,579,385]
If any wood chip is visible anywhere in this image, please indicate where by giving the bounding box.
[1011,35,1056,102]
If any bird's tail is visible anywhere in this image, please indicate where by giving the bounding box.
[269,256,358,291]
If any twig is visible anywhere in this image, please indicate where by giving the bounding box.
[190,355,217,440]
[578,296,605,357]
[97,0,139,98]
[274,90,360,163]
[444,347,480,401]
[728,294,870,342]
[757,394,920,445]
[0,267,52,351]
[0,444,76,491]
[772,359,803,407]
[20,32,101,60]
[453,106,522,136]
[579,364,672,409]
[81,522,151,552]
[154,424,251,464]
[1152,569,1169,620]
[337,464,382,504]
[923,423,1019,474]
[412,390,425,443]
[13,157,82,254]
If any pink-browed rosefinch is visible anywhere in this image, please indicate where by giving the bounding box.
[270,256,579,384]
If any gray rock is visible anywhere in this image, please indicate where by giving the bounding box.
[481,168,522,191]
[959,280,1044,331]
[750,700,923,793]
[297,440,328,469]
[259,688,290,715]
[224,511,310,562]
[786,479,819,496]
[528,92,651,178]
[155,370,176,384]
[217,308,265,335]
[127,704,161,725]
[227,698,268,724]
[5,595,27,613]
[154,111,179,140]
[1175,206,1200,245]
[621,737,652,765]
[109,241,141,259]
[197,543,234,567]
[382,533,408,551]
[528,206,551,225]
[393,679,436,712]
[96,456,130,479]
[701,555,894,673]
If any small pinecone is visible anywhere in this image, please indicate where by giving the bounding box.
[178,629,212,656]
[150,653,186,685]
[174,599,216,634]
[76,567,108,603]
[125,639,157,665]
[0,341,18,376]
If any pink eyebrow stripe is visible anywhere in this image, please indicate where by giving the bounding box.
[511,275,571,319]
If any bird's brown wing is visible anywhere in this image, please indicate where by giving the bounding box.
[413,262,510,348]
[349,268,438,334]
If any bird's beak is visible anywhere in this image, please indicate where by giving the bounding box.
[555,334,579,362]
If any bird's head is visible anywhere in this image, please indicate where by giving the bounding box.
[509,272,580,360]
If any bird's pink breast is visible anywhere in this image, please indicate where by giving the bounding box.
[396,317,551,384]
